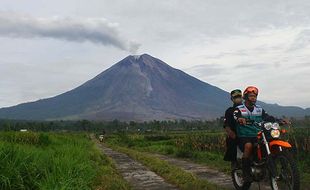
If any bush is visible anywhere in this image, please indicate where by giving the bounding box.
[0,132,51,146]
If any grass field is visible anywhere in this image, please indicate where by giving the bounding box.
[1,127,308,190]
[105,128,310,187]
[0,132,130,190]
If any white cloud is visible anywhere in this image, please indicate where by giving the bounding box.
[288,28,310,51]
[182,27,310,108]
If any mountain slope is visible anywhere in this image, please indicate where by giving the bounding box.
[0,54,309,121]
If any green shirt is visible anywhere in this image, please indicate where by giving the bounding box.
[234,104,263,137]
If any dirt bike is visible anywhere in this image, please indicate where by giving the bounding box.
[231,121,300,190]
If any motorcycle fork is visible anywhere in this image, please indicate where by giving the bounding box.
[261,132,278,178]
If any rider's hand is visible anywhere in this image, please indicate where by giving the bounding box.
[238,118,247,125]
[229,131,236,139]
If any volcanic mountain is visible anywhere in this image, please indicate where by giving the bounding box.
[0,54,309,121]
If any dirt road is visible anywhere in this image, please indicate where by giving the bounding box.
[95,139,271,190]
[96,142,179,190]
[153,154,272,190]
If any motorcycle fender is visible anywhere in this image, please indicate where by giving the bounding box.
[269,140,292,148]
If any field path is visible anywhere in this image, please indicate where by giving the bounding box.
[153,154,271,190]
[95,142,179,190]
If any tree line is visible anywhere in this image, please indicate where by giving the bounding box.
[0,119,225,133]
[0,116,309,133]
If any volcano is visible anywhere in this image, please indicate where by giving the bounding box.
[0,54,309,121]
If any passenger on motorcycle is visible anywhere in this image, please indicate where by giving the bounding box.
[223,89,242,163]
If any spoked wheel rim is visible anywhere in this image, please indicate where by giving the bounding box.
[272,155,294,190]
[234,169,244,187]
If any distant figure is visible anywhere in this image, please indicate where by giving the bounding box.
[99,129,106,142]
[99,135,104,142]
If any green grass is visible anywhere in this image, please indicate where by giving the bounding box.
[108,144,225,190]
[106,131,310,188]
[0,132,130,190]
[107,133,230,173]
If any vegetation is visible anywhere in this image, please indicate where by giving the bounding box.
[1,116,309,133]
[0,119,224,133]
[0,132,130,190]
[105,127,310,187]
[109,144,224,190]
[0,119,309,189]
[106,132,229,172]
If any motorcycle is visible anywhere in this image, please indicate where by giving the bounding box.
[231,121,300,190]
[99,134,104,142]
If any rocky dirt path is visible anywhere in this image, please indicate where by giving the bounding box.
[153,154,271,190]
[93,133,271,190]
[96,142,179,190]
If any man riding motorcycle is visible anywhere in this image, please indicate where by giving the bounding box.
[233,86,286,184]
[223,89,243,163]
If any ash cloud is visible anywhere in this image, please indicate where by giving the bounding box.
[0,12,140,53]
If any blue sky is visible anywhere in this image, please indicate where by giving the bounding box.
[0,0,309,108]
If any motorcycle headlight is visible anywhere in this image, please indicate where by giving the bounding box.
[272,122,280,129]
[264,122,273,130]
[270,129,281,138]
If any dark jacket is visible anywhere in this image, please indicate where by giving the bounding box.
[223,105,238,161]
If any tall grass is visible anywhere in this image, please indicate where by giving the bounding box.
[0,132,129,190]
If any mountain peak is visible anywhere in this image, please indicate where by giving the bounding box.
[127,53,154,61]
[116,53,168,69]
[129,53,151,60]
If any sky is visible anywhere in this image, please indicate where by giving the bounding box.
[0,0,309,108]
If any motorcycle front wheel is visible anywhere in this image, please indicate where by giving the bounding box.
[270,151,300,190]
[232,168,251,190]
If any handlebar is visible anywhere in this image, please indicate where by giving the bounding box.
[245,119,289,128]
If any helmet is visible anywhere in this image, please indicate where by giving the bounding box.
[230,89,242,98]
[243,86,259,98]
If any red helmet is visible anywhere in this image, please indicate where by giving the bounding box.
[243,86,259,97]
